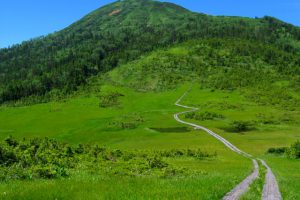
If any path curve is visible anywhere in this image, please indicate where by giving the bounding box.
[173,85,281,200]
[174,86,252,158]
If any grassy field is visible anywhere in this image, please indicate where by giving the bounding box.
[0,165,251,200]
[181,84,300,199]
[0,81,299,199]
[0,84,253,199]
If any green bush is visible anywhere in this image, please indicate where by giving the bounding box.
[286,141,300,159]
[108,114,144,130]
[159,149,216,159]
[267,147,287,155]
[0,137,217,181]
[185,111,224,121]
[147,156,168,169]
[98,92,124,108]
[267,141,300,159]
[228,120,255,132]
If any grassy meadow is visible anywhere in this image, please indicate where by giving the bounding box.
[0,81,300,199]
[181,84,300,199]
[0,82,299,199]
[1,38,300,199]
[0,84,253,199]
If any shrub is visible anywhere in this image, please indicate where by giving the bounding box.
[185,111,224,121]
[267,147,287,155]
[267,141,300,159]
[121,122,137,129]
[0,146,17,166]
[0,137,218,181]
[34,165,58,179]
[108,114,144,130]
[159,149,216,159]
[228,120,255,132]
[194,150,216,160]
[75,144,85,154]
[5,136,18,147]
[98,92,124,108]
[286,141,300,159]
[147,156,168,169]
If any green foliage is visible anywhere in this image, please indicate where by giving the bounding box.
[228,120,255,133]
[98,91,124,108]
[0,137,216,181]
[108,114,144,130]
[0,137,73,180]
[267,147,287,155]
[185,111,224,121]
[256,112,299,125]
[244,87,300,110]
[109,38,300,109]
[158,149,217,160]
[147,156,168,169]
[286,141,300,159]
[1,0,300,104]
[267,141,300,159]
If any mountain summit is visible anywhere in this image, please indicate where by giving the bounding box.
[0,0,299,103]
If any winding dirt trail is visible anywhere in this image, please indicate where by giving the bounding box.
[261,160,282,200]
[173,86,282,200]
[223,159,259,200]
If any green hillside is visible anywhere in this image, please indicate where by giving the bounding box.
[1,0,300,104]
[109,39,300,109]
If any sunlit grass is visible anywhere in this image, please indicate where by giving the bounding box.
[0,84,252,199]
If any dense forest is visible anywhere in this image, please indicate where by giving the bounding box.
[1,0,300,103]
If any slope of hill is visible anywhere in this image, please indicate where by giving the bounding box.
[109,38,300,109]
[1,0,300,104]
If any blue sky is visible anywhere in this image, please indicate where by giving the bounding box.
[1,0,299,48]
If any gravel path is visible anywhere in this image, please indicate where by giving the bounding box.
[173,86,282,200]
[261,160,282,200]
[223,159,259,200]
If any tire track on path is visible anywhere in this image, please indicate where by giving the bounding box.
[261,160,282,200]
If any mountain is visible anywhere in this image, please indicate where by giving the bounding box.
[0,0,300,103]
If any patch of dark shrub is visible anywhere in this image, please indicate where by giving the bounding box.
[185,111,224,121]
[149,127,190,133]
[225,120,255,133]
[286,141,300,159]
[267,141,300,159]
[98,91,124,108]
[267,147,287,155]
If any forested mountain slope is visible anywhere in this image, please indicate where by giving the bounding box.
[1,0,300,103]
[108,38,300,110]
